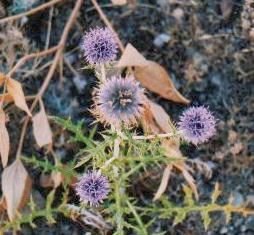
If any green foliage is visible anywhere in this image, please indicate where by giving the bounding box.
[1,117,253,234]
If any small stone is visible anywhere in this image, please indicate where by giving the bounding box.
[73,75,87,93]
[153,33,171,48]
[232,191,244,206]
[220,226,228,234]
[241,225,247,232]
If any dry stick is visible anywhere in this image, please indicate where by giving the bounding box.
[15,0,83,159]
[0,0,64,24]
[90,0,125,53]
[8,46,60,77]
[132,132,181,140]
[0,46,59,109]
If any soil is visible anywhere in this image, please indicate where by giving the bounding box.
[1,0,254,234]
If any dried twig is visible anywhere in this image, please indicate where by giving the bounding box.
[15,0,83,159]
[8,46,60,77]
[0,0,64,24]
[90,0,125,52]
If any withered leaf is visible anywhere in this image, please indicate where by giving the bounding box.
[0,72,5,86]
[220,0,233,20]
[117,43,149,67]
[153,164,172,201]
[0,93,14,104]
[32,103,52,148]
[111,0,127,5]
[148,101,175,133]
[0,109,9,167]
[174,162,199,200]
[40,172,63,188]
[135,61,190,104]
[2,159,32,221]
[6,78,31,116]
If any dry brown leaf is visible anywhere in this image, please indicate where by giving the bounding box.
[148,101,175,133]
[0,93,14,104]
[153,164,172,201]
[135,61,190,104]
[140,101,161,134]
[117,43,149,67]
[220,0,233,20]
[0,72,5,84]
[174,162,199,200]
[111,0,127,5]
[0,197,6,213]
[0,110,9,167]
[7,78,31,116]
[2,159,32,221]
[32,103,52,147]
[40,172,63,188]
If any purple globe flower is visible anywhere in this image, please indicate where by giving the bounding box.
[94,75,145,127]
[75,171,110,206]
[178,106,216,145]
[81,27,118,64]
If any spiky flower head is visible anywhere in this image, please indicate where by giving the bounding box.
[81,27,118,64]
[94,75,145,127]
[178,106,216,145]
[75,171,110,206]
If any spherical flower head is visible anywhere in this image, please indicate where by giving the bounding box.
[178,106,216,145]
[94,76,145,127]
[81,27,118,64]
[75,171,110,206]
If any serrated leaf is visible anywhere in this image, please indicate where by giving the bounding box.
[201,211,211,230]
[182,185,195,206]
[6,78,31,116]
[0,109,9,167]
[2,159,32,221]
[173,211,187,226]
[211,182,221,203]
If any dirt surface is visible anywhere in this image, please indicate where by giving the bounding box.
[1,0,254,234]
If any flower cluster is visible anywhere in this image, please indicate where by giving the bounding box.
[94,75,145,127]
[81,27,118,64]
[75,171,110,206]
[178,106,216,145]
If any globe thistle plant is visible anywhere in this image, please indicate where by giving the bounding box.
[81,27,118,65]
[75,171,110,206]
[178,106,216,145]
[93,75,145,127]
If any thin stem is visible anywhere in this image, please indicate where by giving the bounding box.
[114,179,124,235]
[15,0,83,159]
[126,200,148,235]
[0,0,64,24]
[132,131,182,140]
[90,0,125,52]
[100,64,106,83]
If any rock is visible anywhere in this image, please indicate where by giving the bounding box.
[232,191,244,206]
[246,217,254,231]
[153,33,171,48]
[220,226,228,234]
[73,75,87,93]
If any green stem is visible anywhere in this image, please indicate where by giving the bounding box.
[126,200,148,235]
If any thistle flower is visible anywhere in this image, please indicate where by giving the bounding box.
[178,106,216,145]
[94,76,145,127]
[75,171,110,206]
[81,27,118,64]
